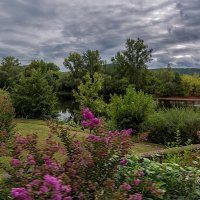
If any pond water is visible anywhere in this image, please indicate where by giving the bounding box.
[57,99,77,121]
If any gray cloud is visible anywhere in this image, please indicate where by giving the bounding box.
[0,0,200,68]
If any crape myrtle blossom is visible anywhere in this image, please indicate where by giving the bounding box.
[81,108,101,128]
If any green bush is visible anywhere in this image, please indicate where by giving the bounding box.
[108,87,156,133]
[143,108,200,145]
[116,155,200,199]
[11,69,58,119]
[0,90,15,155]
[0,89,15,133]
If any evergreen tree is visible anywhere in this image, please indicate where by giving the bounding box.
[12,69,58,118]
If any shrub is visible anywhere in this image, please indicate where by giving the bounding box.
[108,86,156,133]
[0,89,15,132]
[143,108,200,145]
[11,69,58,119]
[116,155,200,199]
[0,89,15,155]
[1,108,132,199]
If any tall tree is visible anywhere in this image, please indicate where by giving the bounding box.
[112,38,152,90]
[12,69,58,118]
[63,50,105,79]
[63,52,84,79]
[0,56,22,89]
[82,50,105,77]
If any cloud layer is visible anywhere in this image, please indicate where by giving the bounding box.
[0,0,200,68]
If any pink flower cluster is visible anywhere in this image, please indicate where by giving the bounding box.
[11,188,32,200]
[11,175,72,200]
[81,108,101,128]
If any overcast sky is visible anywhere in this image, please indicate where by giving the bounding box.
[0,0,200,69]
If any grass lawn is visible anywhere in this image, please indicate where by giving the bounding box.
[13,118,165,153]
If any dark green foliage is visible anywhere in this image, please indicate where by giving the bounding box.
[144,108,200,145]
[112,38,152,90]
[11,69,58,119]
[24,60,60,91]
[63,50,105,79]
[0,56,22,90]
[108,87,156,133]
[144,66,183,97]
[0,89,15,133]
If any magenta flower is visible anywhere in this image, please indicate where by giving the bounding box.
[53,193,62,200]
[81,120,90,127]
[83,108,94,120]
[87,134,102,142]
[64,197,72,200]
[82,108,101,129]
[44,175,61,191]
[91,117,101,126]
[11,158,21,167]
[11,188,32,200]
[135,170,144,177]
[62,185,71,193]
[120,159,127,166]
[129,193,143,200]
[39,185,49,193]
[120,183,132,191]
[26,154,36,165]
[133,179,141,186]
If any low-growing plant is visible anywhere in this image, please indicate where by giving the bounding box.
[163,130,193,165]
[143,107,200,145]
[108,86,156,133]
[116,155,200,200]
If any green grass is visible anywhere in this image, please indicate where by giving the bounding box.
[13,118,165,153]
[14,119,50,144]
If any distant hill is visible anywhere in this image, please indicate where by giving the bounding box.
[151,68,200,75]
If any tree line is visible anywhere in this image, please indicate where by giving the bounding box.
[1,38,200,118]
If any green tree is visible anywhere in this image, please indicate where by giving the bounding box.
[73,72,106,118]
[25,60,59,91]
[64,50,105,79]
[112,38,152,90]
[82,50,105,77]
[63,52,84,79]
[12,69,58,118]
[0,56,22,89]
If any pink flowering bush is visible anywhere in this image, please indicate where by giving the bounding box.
[1,108,133,199]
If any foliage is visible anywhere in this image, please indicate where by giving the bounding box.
[108,87,156,133]
[73,72,106,119]
[0,56,22,90]
[112,38,152,90]
[145,66,183,97]
[64,50,105,79]
[63,52,84,79]
[0,109,132,199]
[143,108,200,145]
[116,155,200,200]
[24,60,60,92]
[0,89,15,156]
[11,69,58,119]
[164,130,193,165]
[181,74,200,96]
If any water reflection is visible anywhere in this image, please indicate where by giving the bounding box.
[57,98,78,121]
